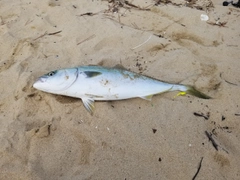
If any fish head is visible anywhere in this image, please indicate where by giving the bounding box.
[33,68,78,93]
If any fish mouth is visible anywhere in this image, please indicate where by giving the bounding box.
[33,76,47,88]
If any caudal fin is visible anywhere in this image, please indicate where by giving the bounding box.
[185,85,211,99]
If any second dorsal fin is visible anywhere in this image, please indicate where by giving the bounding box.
[114,64,127,70]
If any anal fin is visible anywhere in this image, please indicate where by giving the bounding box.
[82,97,95,114]
[139,95,153,101]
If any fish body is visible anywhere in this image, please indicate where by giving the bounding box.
[33,65,211,113]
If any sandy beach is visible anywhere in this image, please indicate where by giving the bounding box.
[0,0,240,179]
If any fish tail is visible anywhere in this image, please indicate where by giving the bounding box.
[173,85,211,99]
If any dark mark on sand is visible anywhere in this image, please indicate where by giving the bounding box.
[205,131,218,151]
[152,128,157,134]
[77,34,96,45]
[220,72,238,86]
[78,12,95,16]
[222,115,226,121]
[192,157,203,180]
[48,124,51,135]
[33,30,62,41]
[48,30,62,36]
[193,112,209,120]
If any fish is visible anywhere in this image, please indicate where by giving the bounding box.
[33,65,211,114]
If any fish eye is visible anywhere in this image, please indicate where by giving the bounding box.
[47,71,56,76]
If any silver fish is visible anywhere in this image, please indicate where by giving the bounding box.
[33,65,211,113]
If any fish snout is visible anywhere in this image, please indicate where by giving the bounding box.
[33,77,46,89]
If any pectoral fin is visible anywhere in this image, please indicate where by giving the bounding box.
[82,97,95,114]
[84,71,102,78]
[140,95,153,101]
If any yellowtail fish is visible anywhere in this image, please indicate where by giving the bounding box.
[33,65,211,114]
